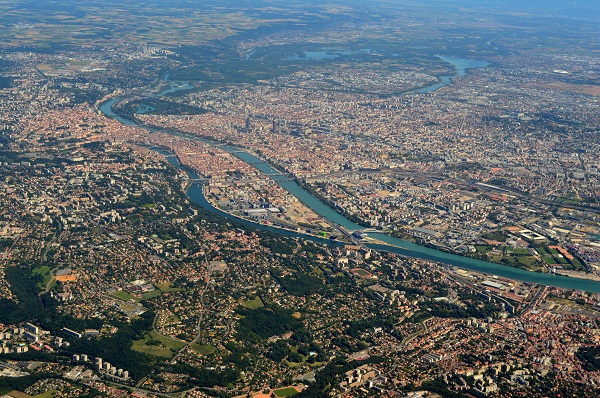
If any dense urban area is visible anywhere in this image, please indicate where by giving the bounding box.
[0,0,599,397]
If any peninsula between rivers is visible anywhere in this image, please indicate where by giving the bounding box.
[3,1,600,395]
[98,92,600,294]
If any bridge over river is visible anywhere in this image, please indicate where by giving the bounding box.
[98,89,600,293]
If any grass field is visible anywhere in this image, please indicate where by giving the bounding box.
[34,391,57,398]
[111,288,165,301]
[475,245,490,253]
[191,343,216,355]
[156,282,185,293]
[241,296,264,310]
[488,255,502,263]
[132,330,185,358]
[141,289,162,300]
[506,248,530,255]
[351,268,371,277]
[110,290,140,302]
[273,387,299,397]
[517,257,538,268]
[166,314,181,324]
[32,265,52,290]
[286,361,302,369]
[570,260,585,270]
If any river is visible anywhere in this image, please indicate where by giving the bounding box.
[155,147,339,244]
[417,55,490,93]
[98,72,600,293]
[152,145,600,292]
[217,149,364,231]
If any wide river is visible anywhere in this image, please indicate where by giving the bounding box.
[98,60,600,293]
[417,56,490,93]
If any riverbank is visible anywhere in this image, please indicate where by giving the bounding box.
[556,270,600,282]
[415,55,490,93]
[175,147,600,292]
[97,80,600,293]
[201,183,353,244]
